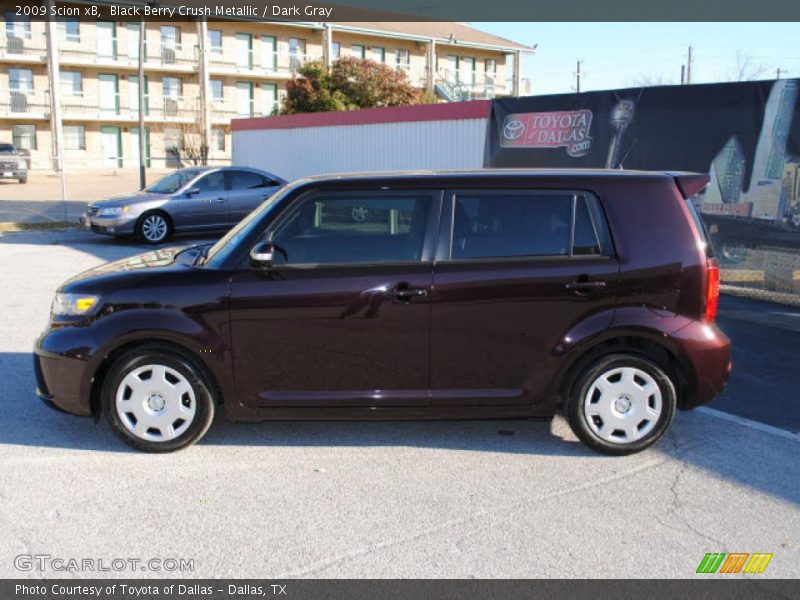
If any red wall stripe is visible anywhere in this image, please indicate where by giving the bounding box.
[231,100,491,131]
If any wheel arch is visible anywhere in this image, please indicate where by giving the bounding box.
[136,209,174,241]
[90,338,224,418]
[554,330,693,410]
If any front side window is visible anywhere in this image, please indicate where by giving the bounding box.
[193,171,225,193]
[269,193,432,265]
[12,124,36,150]
[146,168,202,194]
[452,192,577,259]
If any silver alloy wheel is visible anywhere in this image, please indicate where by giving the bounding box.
[583,366,662,444]
[115,364,196,442]
[141,214,168,242]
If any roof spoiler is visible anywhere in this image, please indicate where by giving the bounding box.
[668,172,710,198]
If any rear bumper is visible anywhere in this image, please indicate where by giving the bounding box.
[671,320,732,409]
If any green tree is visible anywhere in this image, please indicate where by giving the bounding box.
[280,57,423,115]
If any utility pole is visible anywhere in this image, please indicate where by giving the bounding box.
[575,60,582,93]
[686,45,693,84]
[680,64,685,85]
[137,18,146,189]
[776,68,782,79]
[45,0,66,205]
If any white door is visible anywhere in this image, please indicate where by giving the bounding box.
[261,84,276,116]
[236,82,252,116]
[99,75,118,113]
[261,36,276,71]
[236,34,251,68]
[461,57,475,86]
[126,24,140,60]
[102,127,121,168]
[97,22,116,59]
[129,128,148,168]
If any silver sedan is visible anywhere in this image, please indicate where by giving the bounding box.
[82,166,286,244]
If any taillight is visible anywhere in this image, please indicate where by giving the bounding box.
[705,258,720,322]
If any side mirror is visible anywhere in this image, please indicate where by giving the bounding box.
[250,242,277,267]
[185,187,200,197]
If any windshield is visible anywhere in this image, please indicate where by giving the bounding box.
[146,169,204,194]
[204,183,298,268]
[0,143,15,153]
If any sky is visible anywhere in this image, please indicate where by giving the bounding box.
[473,22,800,95]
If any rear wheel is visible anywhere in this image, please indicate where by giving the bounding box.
[565,353,676,455]
[18,176,27,184]
[102,348,215,452]
[137,211,171,244]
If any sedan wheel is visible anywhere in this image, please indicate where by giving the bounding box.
[565,353,676,455]
[103,347,215,452]
[139,213,170,244]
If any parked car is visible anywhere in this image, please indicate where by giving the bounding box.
[36,169,731,454]
[0,142,28,184]
[82,166,286,244]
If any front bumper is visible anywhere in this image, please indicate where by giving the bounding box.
[34,328,95,417]
[82,213,137,236]
[0,169,25,179]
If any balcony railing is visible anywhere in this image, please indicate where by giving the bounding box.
[209,51,323,76]
[60,94,198,121]
[0,32,47,60]
[434,68,507,101]
[57,44,198,70]
[0,90,50,117]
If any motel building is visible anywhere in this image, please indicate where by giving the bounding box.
[0,6,531,171]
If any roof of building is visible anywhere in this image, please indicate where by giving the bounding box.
[332,22,531,52]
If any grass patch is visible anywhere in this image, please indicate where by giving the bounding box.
[0,221,76,232]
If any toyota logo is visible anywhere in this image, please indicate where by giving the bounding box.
[503,119,525,140]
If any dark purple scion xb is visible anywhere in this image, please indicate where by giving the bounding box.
[35,169,731,454]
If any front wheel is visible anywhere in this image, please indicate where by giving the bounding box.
[565,353,677,455]
[102,348,215,452]
[137,212,171,244]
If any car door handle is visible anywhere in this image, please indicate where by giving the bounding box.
[565,280,607,294]
[387,283,428,302]
[215,197,226,203]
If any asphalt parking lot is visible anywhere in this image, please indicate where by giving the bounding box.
[0,228,798,579]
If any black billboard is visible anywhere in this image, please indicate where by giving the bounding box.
[485,80,800,293]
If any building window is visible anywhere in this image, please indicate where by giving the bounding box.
[236,81,253,117]
[210,79,223,103]
[395,49,410,71]
[126,23,145,61]
[331,42,340,60]
[351,44,365,59]
[485,58,497,75]
[260,83,277,116]
[12,125,36,150]
[371,46,385,63]
[56,18,80,43]
[288,38,305,71]
[162,76,182,98]
[207,29,222,54]
[60,71,82,96]
[63,125,86,150]
[160,25,180,49]
[9,68,33,92]
[4,11,31,38]
[260,35,277,70]
[211,128,225,152]
[164,128,183,152]
[235,33,252,69]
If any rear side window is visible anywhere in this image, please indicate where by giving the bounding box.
[229,170,273,190]
[451,192,611,260]
[686,198,715,257]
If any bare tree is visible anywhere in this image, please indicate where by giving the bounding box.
[729,50,768,82]
[630,73,676,87]
[165,118,208,167]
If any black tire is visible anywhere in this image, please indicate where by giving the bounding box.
[136,211,172,244]
[102,347,215,452]
[565,353,677,456]
[18,177,27,184]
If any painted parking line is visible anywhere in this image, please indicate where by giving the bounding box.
[697,406,800,441]
[720,269,765,283]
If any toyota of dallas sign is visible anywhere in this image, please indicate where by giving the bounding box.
[500,110,593,157]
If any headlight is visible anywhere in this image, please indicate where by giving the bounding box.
[17,159,26,169]
[51,293,100,316]
[97,206,130,217]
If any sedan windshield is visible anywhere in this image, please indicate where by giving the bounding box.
[0,143,15,153]
[146,169,205,194]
